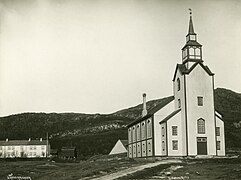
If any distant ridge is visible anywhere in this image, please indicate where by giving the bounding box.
[0,88,240,158]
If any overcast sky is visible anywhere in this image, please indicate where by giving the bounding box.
[0,0,240,117]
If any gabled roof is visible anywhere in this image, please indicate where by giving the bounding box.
[127,97,174,127]
[215,111,223,121]
[159,109,181,124]
[0,140,48,146]
[172,62,214,81]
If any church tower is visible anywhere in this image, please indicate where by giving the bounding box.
[173,10,225,156]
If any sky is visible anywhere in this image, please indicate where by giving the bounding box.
[0,0,241,117]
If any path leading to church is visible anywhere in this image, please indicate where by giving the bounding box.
[90,159,182,180]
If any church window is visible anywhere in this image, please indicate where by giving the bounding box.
[197,96,203,106]
[172,140,178,150]
[128,128,132,143]
[132,126,136,142]
[136,124,141,141]
[141,122,146,140]
[197,119,205,134]
[217,141,221,150]
[177,78,180,91]
[147,119,152,138]
[178,99,181,108]
[172,126,178,136]
[162,126,165,137]
[216,127,220,136]
[162,141,165,151]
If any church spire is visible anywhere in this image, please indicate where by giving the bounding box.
[188,9,195,35]
[182,10,203,66]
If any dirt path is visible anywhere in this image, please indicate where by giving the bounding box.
[90,159,182,180]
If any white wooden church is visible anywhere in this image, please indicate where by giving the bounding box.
[127,13,225,158]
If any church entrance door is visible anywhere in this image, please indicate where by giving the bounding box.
[197,137,207,155]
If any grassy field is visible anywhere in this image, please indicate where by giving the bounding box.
[118,157,241,180]
[0,156,241,180]
[0,154,140,180]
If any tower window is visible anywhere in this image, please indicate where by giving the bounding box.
[172,140,178,150]
[172,126,178,136]
[177,78,180,91]
[197,97,203,106]
[217,141,221,150]
[216,127,220,136]
[197,119,205,134]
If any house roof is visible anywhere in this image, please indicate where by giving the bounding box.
[60,147,76,156]
[61,146,76,150]
[172,62,214,81]
[159,109,181,124]
[0,140,48,146]
[127,97,174,127]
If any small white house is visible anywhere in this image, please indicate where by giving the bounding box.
[109,140,128,155]
[127,13,225,158]
[0,138,50,158]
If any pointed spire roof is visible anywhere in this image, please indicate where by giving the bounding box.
[188,16,195,34]
[188,9,196,35]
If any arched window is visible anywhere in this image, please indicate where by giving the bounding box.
[197,119,205,134]
[177,78,180,91]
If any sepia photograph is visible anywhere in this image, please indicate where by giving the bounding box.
[0,0,241,179]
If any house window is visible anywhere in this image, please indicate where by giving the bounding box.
[41,146,45,150]
[172,140,178,150]
[197,97,203,106]
[217,141,221,150]
[33,146,36,150]
[0,146,2,150]
[8,146,11,150]
[197,119,205,134]
[216,127,220,136]
[177,78,180,91]
[178,99,181,108]
[172,126,178,136]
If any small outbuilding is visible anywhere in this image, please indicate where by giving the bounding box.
[109,139,128,155]
[59,147,77,159]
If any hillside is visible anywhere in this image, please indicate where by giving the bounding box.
[0,88,240,158]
